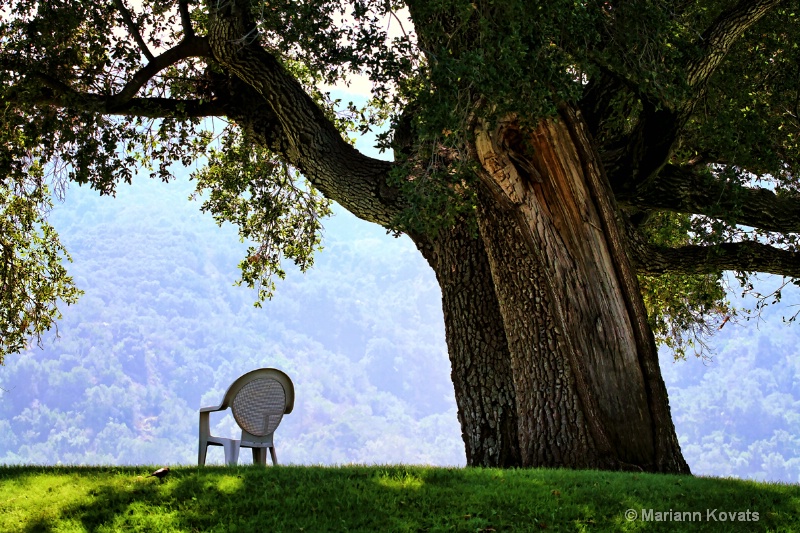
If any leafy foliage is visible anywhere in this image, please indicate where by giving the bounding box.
[191,127,331,301]
[641,271,729,359]
[0,180,81,362]
[0,0,212,191]
[639,212,730,359]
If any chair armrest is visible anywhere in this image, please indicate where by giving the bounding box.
[200,404,227,439]
[199,409,212,439]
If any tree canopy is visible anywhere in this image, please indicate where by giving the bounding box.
[1,0,799,361]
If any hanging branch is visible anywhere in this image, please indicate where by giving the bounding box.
[637,240,800,279]
[113,0,156,62]
[179,0,195,38]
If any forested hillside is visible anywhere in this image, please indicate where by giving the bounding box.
[1,172,799,482]
[0,174,459,466]
[661,304,800,482]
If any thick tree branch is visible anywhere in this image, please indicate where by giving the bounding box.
[579,68,630,142]
[620,163,800,234]
[207,2,403,227]
[636,240,800,278]
[179,0,195,38]
[601,0,783,194]
[111,36,210,106]
[685,0,783,90]
[8,35,214,118]
[113,0,155,62]
[25,74,226,118]
[104,96,226,118]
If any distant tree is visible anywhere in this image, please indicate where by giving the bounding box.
[2,0,799,473]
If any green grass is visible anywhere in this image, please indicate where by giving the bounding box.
[1,465,798,532]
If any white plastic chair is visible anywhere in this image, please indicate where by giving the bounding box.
[198,368,294,466]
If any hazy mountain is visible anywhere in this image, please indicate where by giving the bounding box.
[1,169,798,483]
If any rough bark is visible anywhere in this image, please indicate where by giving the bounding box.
[636,240,800,278]
[413,228,521,468]
[207,4,402,227]
[685,0,785,91]
[471,107,689,472]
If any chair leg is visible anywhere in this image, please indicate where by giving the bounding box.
[252,448,267,465]
[222,440,240,466]
[269,446,278,466]
[198,439,208,466]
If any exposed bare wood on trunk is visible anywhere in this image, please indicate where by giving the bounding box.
[561,107,688,474]
[471,109,689,472]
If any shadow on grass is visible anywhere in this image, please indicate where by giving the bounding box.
[5,467,168,533]
[2,465,799,532]
[6,466,397,532]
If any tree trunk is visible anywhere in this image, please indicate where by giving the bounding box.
[470,106,690,473]
[412,227,521,468]
[209,5,687,469]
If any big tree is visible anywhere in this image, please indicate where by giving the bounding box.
[2,0,799,473]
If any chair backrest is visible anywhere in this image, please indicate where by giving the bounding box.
[219,368,295,437]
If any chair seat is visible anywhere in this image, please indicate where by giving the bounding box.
[205,435,240,446]
[203,436,241,465]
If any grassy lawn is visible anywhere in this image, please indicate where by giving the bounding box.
[1,465,797,532]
